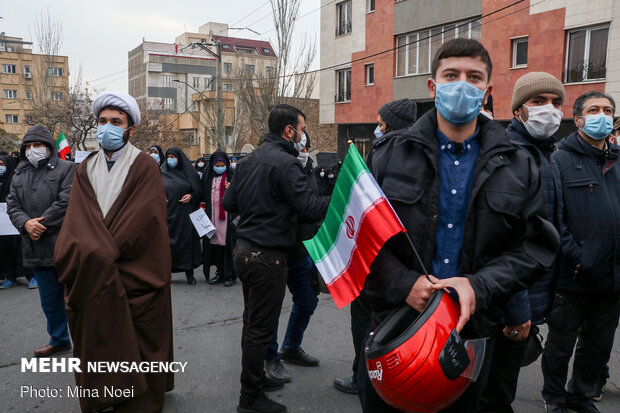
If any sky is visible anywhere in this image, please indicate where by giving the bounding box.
[0,0,321,92]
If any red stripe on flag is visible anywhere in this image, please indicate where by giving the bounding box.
[327,198,404,308]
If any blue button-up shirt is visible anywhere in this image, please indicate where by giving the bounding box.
[432,128,480,279]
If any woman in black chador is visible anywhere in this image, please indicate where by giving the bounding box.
[161,147,203,285]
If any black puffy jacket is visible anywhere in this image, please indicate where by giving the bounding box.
[365,110,559,337]
[552,131,620,293]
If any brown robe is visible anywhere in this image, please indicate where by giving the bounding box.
[54,151,174,413]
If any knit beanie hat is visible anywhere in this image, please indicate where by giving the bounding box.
[511,72,565,113]
[378,99,417,131]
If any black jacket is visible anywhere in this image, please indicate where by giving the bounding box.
[552,132,620,293]
[222,133,329,250]
[7,126,76,268]
[505,118,561,325]
[365,110,559,337]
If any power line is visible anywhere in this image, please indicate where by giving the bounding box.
[223,0,272,34]
[86,68,128,84]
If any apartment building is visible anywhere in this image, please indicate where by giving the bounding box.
[0,35,69,138]
[320,0,619,157]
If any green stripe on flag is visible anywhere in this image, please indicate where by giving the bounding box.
[304,144,370,262]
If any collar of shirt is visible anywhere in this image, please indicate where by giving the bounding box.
[437,127,480,154]
[104,144,128,162]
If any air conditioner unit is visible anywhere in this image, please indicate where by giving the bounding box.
[24,73,32,78]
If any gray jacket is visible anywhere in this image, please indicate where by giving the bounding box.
[7,125,76,268]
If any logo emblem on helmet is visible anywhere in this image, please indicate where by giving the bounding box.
[345,216,355,239]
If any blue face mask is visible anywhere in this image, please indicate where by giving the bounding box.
[96,123,128,151]
[580,113,613,140]
[213,165,227,175]
[0,165,6,177]
[434,80,487,126]
[150,153,160,163]
[167,158,178,168]
[374,125,383,139]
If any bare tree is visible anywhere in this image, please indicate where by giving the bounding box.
[25,10,68,137]
[65,66,98,151]
[233,0,317,140]
[0,129,20,152]
[130,101,184,151]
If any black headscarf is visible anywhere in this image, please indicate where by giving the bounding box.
[149,145,165,166]
[195,156,208,174]
[0,154,17,202]
[161,147,203,206]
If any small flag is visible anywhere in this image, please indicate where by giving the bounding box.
[303,144,405,308]
[56,132,70,160]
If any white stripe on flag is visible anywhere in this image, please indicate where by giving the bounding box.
[315,171,384,284]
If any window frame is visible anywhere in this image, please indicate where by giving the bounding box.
[51,91,64,101]
[511,37,528,68]
[336,1,353,36]
[2,64,17,74]
[395,19,481,77]
[224,62,232,74]
[48,67,63,77]
[3,89,18,99]
[336,68,352,103]
[367,0,375,13]
[25,90,33,100]
[564,24,610,84]
[365,63,374,86]
[162,74,174,87]
[5,114,19,124]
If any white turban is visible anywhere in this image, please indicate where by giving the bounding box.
[91,91,141,127]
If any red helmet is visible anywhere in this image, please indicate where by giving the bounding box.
[364,290,482,413]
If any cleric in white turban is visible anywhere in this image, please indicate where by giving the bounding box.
[55,90,174,412]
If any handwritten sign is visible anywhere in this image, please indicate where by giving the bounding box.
[74,151,91,164]
[0,203,19,236]
[189,208,216,239]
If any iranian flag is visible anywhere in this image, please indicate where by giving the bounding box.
[303,144,405,308]
[56,132,70,160]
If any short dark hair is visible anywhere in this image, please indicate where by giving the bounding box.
[572,91,616,118]
[99,105,135,127]
[268,104,305,135]
[431,38,493,80]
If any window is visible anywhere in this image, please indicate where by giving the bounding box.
[337,1,352,36]
[0,42,5,52]
[2,64,16,74]
[163,98,175,110]
[263,48,271,54]
[368,0,375,12]
[206,77,214,90]
[395,19,481,76]
[162,75,174,87]
[266,66,274,77]
[365,64,374,85]
[512,38,528,68]
[355,138,371,158]
[5,114,19,124]
[223,83,233,92]
[336,68,351,102]
[226,126,234,146]
[25,90,33,100]
[244,64,255,75]
[3,89,17,99]
[51,91,64,101]
[193,77,200,88]
[24,65,32,77]
[222,44,230,50]
[224,62,232,74]
[565,25,609,83]
[187,130,198,146]
[48,67,63,77]
[236,47,254,54]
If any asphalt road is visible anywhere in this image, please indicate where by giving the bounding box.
[1,267,619,413]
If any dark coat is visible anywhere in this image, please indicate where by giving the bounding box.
[289,156,322,260]
[505,118,561,325]
[0,154,23,279]
[222,133,329,250]
[7,126,76,268]
[0,153,17,202]
[365,110,559,337]
[161,147,203,271]
[552,132,620,293]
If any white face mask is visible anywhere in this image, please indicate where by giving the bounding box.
[319,171,325,178]
[294,133,307,152]
[519,104,563,140]
[197,162,205,168]
[230,163,237,169]
[25,146,49,167]
[297,151,309,167]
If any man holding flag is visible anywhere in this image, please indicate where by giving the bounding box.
[306,38,559,412]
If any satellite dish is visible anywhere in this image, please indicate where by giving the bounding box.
[240,144,255,154]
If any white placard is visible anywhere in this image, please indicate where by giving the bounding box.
[74,151,91,164]
[0,203,19,236]
[189,208,216,239]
